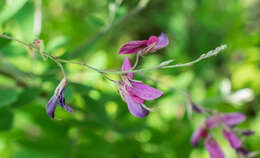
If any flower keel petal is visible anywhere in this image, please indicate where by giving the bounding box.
[46,96,58,119]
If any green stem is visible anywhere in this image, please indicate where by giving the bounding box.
[0,33,226,78]
[0,34,37,49]
[43,53,67,79]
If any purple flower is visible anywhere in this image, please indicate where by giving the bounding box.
[222,129,242,149]
[206,113,246,129]
[118,33,169,55]
[46,78,73,118]
[205,137,225,158]
[117,57,163,118]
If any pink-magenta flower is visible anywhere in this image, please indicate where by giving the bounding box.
[118,33,169,55]
[117,57,163,118]
[205,137,225,158]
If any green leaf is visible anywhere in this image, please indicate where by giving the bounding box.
[0,88,19,108]
[0,108,14,131]
[0,0,28,24]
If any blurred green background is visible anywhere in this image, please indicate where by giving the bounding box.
[0,0,260,158]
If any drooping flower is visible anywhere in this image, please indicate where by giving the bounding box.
[46,78,73,118]
[205,137,225,158]
[118,33,169,55]
[117,57,163,118]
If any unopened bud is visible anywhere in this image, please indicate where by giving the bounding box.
[191,102,202,113]
[241,130,255,136]
[34,39,46,60]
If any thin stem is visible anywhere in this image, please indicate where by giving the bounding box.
[43,53,67,78]
[57,58,117,83]
[0,34,226,78]
[0,34,37,49]
[132,52,141,69]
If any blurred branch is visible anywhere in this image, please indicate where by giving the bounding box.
[0,69,28,88]
[0,53,29,88]
[69,0,150,58]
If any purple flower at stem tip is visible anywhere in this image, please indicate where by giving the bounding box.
[46,78,73,119]
[118,32,169,55]
[117,57,163,118]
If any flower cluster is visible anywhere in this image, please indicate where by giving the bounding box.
[116,33,169,118]
[116,57,163,118]
[191,104,256,158]
[45,33,168,119]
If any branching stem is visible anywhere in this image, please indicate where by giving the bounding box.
[0,33,226,82]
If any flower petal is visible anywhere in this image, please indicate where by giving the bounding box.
[222,129,242,149]
[205,114,221,129]
[46,96,58,119]
[221,113,246,126]
[58,88,66,107]
[125,96,149,118]
[122,56,134,79]
[126,81,163,100]
[191,126,207,147]
[118,40,147,54]
[154,32,169,49]
[64,105,74,113]
[147,36,159,46]
[205,137,225,158]
[129,94,145,104]
[57,88,74,113]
